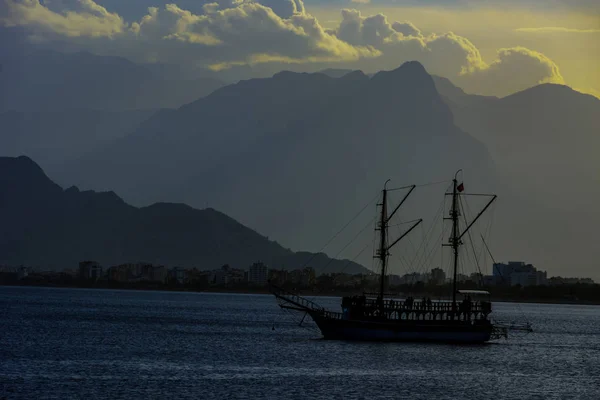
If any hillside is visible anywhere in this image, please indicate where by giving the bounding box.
[0,156,367,274]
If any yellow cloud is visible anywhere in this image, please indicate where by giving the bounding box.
[516,27,600,34]
[451,46,565,97]
[207,50,381,71]
[2,0,126,38]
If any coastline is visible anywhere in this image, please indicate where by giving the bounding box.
[2,282,600,306]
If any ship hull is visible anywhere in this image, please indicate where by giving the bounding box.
[311,313,492,343]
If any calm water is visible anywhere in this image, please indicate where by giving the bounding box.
[1,287,600,399]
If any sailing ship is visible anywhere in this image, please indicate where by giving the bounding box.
[270,171,529,343]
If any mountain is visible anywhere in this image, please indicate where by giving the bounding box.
[0,109,156,175]
[0,156,367,274]
[435,78,600,279]
[318,68,357,78]
[57,61,495,271]
[0,49,224,112]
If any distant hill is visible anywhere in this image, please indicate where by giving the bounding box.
[0,156,368,274]
[58,61,495,268]
[0,50,224,112]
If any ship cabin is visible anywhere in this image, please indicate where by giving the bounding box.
[341,289,492,324]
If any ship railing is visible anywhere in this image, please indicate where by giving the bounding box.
[353,298,489,314]
[269,282,325,313]
[322,311,343,320]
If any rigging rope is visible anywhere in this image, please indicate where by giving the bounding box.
[299,192,379,270]
[387,179,452,191]
[459,195,484,287]
[316,215,376,276]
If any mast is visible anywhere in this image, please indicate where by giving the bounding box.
[375,181,421,313]
[444,171,497,309]
[450,177,460,306]
[377,181,389,302]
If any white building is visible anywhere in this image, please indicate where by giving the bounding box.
[492,261,547,287]
[248,262,268,286]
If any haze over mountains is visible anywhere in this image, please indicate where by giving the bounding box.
[0,109,155,169]
[0,49,224,112]
[435,79,600,280]
[0,156,366,274]
[1,50,598,279]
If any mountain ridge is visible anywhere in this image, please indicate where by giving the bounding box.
[0,156,368,275]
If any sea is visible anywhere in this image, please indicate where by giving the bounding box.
[1,286,599,400]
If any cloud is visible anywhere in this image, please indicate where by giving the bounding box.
[454,47,565,97]
[391,21,421,37]
[332,10,485,76]
[2,0,379,67]
[0,1,571,97]
[1,0,126,37]
[515,27,600,34]
[331,9,565,96]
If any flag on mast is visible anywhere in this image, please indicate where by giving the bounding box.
[457,182,464,192]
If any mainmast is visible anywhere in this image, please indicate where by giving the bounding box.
[444,170,497,310]
[450,176,460,306]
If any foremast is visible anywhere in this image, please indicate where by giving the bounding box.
[376,181,421,314]
[377,182,389,302]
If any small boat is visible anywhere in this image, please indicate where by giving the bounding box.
[271,171,527,343]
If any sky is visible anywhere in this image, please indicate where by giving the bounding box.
[1,0,598,97]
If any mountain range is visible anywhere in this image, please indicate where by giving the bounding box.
[0,156,367,274]
[1,52,598,279]
[54,61,496,271]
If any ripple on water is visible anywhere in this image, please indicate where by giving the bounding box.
[1,287,600,400]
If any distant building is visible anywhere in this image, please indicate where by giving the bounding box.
[549,277,595,285]
[492,261,547,287]
[228,269,246,284]
[388,274,402,286]
[0,266,29,280]
[289,267,316,286]
[399,272,427,285]
[429,268,446,285]
[482,275,498,286]
[248,262,269,286]
[150,265,167,283]
[169,267,186,284]
[268,269,289,285]
[210,264,245,286]
[79,261,102,280]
